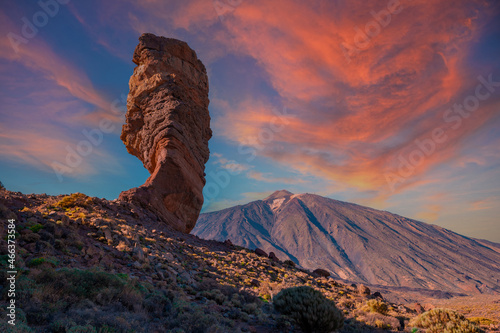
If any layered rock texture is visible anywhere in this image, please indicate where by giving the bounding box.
[119,33,211,233]
[194,190,500,296]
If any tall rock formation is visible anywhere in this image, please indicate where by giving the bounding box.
[119,33,212,233]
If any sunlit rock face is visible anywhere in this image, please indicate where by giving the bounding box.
[119,33,211,233]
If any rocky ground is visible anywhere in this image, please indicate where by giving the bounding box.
[0,189,498,332]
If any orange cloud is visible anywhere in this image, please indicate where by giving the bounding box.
[469,198,496,211]
[203,0,499,204]
[3,0,498,210]
[416,204,443,222]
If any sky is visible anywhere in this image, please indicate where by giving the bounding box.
[0,0,499,242]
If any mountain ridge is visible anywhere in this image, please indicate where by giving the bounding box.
[194,190,500,296]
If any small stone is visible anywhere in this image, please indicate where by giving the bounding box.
[61,215,70,225]
[358,284,371,295]
[86,245,102,258]
[413,303,425,314]
[132,245,145,261]
[116,241,129,252]
[103,228,113,244]
[164,253,175,261]
[268,252,279,262]
[250,279,260,287]
[20,229,33,235]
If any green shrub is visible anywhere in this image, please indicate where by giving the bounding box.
[28,257,58,268]
[144,291,172,316]
[409,308,485,333]
[29,223,44,233]
[29,267,144,309]
[273,286,344,333]
[66,324,97,333]
[363,299,389,315]
[168,307,229,333]
[28,257,47,267]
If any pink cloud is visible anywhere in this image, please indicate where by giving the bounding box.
[201,0,499,204]
[0,12,123,177]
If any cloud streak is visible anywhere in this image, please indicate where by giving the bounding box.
[203,0,500,202]
[0,11,123,178]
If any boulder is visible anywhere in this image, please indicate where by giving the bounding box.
[358,284,371,295]
[268,252,280,262]
[254,248,268,257]
[313,268,330,277]
[412,303,425,314]
[119,33,212,233]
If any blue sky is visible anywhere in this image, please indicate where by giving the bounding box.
[1,0,499,241]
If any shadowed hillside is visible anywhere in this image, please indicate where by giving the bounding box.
[194,190,500,296]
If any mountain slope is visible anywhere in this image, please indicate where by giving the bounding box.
[194,190,500,295]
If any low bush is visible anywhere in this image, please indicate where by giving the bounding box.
[409,308,485,333]
[355,311,401,330]
[363,299,389,315]
[273,286,344,333]
[56,193,92,209]
[29,224,44,233]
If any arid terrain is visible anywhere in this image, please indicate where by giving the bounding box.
[1,26,499,333]
[1,188,499,332]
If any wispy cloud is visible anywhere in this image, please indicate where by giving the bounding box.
[247,171,304,184]
[211,153,252,173]
[202,0,500,204]
[0,11,122,178]
[203,190,275,212]
[469,198,496,211]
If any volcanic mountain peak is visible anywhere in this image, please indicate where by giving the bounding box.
[263,189,295,201]
[263,190,298,213]
[195,191,500,298]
